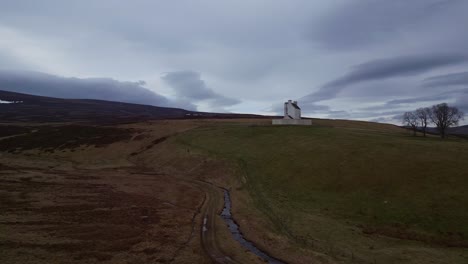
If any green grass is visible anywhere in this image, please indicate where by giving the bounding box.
[176,123,468,247]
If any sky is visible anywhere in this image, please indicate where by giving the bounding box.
[0,0,467,124]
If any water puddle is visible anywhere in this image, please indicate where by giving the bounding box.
[221,189,285,264]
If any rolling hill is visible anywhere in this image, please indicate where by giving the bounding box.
[176,119,468,263]
[1,91,468,263]
[0,90,266,123]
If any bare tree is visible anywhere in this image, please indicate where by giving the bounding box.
[402,111,419,136]
[429,103,464,138]
[416,107,431,137]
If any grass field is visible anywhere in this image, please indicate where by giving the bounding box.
[176,120,468,263]
[2,119,467,263]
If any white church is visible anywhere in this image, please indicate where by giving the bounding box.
[272,100,312,125]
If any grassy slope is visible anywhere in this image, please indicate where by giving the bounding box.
[176,120,468,253]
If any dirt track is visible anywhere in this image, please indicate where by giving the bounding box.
[123,126,245,263]
[196,180,240,264]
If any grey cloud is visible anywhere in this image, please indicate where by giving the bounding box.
[456,97,468,113]
[162,71,240,111]
[326,109,407,124]
[370,115,402,124]
[354,90,464,113]
[1,1,467,124]
[0,51,30,70]
[386,89,467,106]
[339,79,411,98]
[386,95,449,106]
[311,0,466,50]
[423,72,468,87]
[302,54,467,103]
[299,102,330,113]
[350,110,406,119]
[454,91,468,113]
[352,89,467,123]
[324,109,403,121]
[0,70,171,107]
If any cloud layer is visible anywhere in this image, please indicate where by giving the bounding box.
[0,70,170,107]
[302,53,467,103]
[161,71,240,111]
[0,0,467,123]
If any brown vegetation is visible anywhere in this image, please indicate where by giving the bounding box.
[2,118,468,264]
[0,121,211,264]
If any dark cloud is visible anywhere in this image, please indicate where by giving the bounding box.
[0,70,171,107]
[301,54,467,103]
[423,72,468,87]
[161,71,240,111]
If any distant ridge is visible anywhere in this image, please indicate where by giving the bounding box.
[449,125,468,135]
[0,90,267,123]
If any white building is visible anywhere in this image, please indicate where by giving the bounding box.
[272,100,312,125]
[284,100,301,119]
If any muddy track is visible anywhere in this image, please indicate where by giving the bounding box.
[128,130,241,263]
[161,174,241,263]
[169,192,207,262]
[194,180,240,264]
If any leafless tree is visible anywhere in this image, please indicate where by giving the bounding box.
[429,103,464,138]
[402,111,419,136]
[416,107,431,137]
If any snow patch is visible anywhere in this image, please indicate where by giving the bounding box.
[0,99,23,104]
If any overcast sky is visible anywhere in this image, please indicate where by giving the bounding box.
[0,0,467,124]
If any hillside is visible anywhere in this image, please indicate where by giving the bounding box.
[175,120,468,263]
[1,92,468,264]
[0,90,267,123]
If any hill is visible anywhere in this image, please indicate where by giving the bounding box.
[449,125,468,135]
[175,119,468,263]
[2,91,467,264]
[0,90,267,123]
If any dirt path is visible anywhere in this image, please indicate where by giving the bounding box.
[195,180,241,264]
[163,174,241,263]
[127,126,246,263]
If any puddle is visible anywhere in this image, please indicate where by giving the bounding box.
[221,189,285,264]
